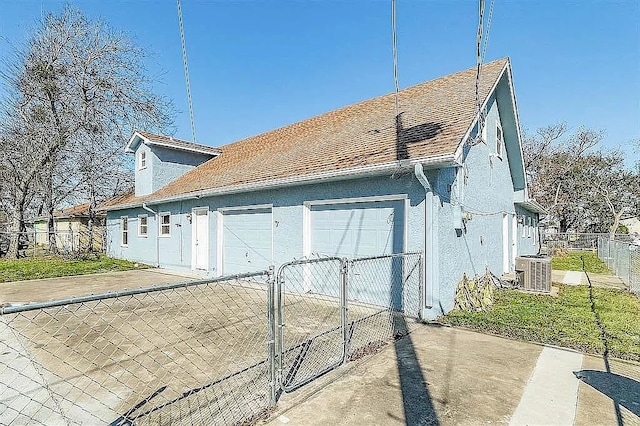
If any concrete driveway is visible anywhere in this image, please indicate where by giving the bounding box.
[0,268,202,305]
[266,325,640,426]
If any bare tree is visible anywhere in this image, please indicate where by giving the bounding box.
[523,125,639,234]
[0,6,173,257]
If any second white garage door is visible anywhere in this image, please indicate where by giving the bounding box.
[308,199,406,307]
[309,199,405,258]
[221,207,272,275]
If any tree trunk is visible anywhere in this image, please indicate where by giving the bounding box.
[87,184,95,253]
[6,190,27,259]
[609,210,624,240]
[47,203,57,254]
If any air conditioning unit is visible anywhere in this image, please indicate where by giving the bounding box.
[515,256,552,293]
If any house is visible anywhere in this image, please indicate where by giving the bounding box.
[34,203,106,251]
[102,58,543,319]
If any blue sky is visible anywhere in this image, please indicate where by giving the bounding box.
[1,0,638,167]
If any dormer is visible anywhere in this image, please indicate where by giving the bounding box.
[126,131,221,197]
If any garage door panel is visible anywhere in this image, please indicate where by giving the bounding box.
[310,201,404,258]
[309,200,405,306]
[223,208,272,275]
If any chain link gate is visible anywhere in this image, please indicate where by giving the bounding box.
[276,257,346,392]
[276,252,424,393]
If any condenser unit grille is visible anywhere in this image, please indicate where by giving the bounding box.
[516,256,552,293]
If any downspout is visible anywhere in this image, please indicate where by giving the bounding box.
[142,203,160,268]
[414,163,435,312]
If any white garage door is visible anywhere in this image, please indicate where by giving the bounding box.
[310,200,405,257]
[309,199,406,307]
[222,207,272,275]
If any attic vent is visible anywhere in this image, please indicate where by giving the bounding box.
[515,256,551,293]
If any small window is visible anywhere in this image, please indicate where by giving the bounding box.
[121,217,129,246]
[139,150,147,170]
[496,122,504,159]
[159,213,171,237]
[138,214,148,237]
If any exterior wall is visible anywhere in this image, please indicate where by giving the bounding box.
[515,206,540,256]
[134,144,153,197]
[151,146,212,193]
[107,174,426,273]
[423,92,539,318]
[134,143,212,197]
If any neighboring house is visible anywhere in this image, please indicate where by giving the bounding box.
[621,217,640,235]
[102,58,543,319]
[34,203,106,251]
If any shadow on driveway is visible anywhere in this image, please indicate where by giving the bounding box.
[392,314,439,425]
[574,370,640,417]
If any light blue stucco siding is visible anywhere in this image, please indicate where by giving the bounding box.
[133,143,212,197]
[107,174,426,276]
[422,89,539,318]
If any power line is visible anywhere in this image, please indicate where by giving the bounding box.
[392,0,400,118]
[470,0,486,146]
[177,0,197,143]
[482,0,495,63]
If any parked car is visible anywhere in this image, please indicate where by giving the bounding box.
[0,234,29,257]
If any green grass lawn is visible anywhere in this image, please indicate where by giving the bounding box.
[440,285,640,361]
[0,255,147,282]
[552,250,610,273]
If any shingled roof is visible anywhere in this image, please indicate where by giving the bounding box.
[105,58,511,209]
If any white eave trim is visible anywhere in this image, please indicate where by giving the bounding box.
[125,131,221,157]
[103,153,457,211]
[516,199,546,214]
[455,60,509,158]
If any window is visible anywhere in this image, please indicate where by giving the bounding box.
[139,150,147,170]
[121,217,129,246]
[159,212,171,236]
[496,121,504,159]
[138,214,148,237]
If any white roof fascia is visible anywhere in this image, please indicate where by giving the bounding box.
[456,61,509,158]
[143,140,220,157]
[124,131,145,153]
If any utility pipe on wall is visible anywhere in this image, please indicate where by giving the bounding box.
[414,163,435,312]
[142,203,160,267]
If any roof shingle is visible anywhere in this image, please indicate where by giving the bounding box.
[110,59,509,208]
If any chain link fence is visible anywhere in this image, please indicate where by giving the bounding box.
[541,232,632,253]
[1,271,276,425]
[2,252,424,423]
[597,237,640,296]
[276,252,424,392]
[1,230,106,258]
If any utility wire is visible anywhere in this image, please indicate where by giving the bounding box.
[177,0,197,143]
[482,0,495,63]
[392,0,400,118]
[471,0,485,146]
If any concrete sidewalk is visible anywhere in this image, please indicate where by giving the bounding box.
[266,325,640,426]
[552,269,627,290]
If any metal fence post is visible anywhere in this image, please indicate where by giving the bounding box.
[275,265,284,394]
[266,266,277,406]
[341,259,349,365]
